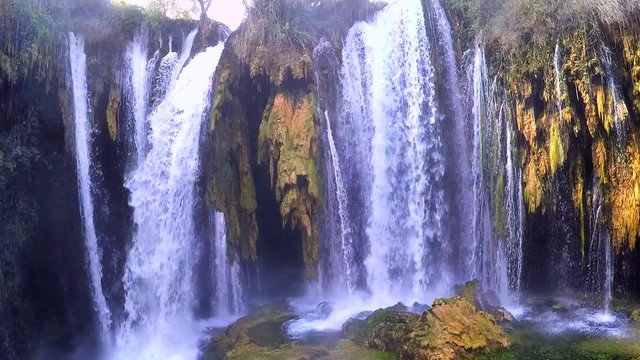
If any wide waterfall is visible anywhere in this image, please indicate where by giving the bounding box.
[341,0,444,301]
[113,44,224,360]
[67,32,112,343]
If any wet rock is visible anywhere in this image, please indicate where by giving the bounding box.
[200,305,297,359]
[342,318,366,343]
[385,302,408,312]
[493,307,515,323]
[454,279,501,312]
[411,301,430,313]
[351,297,510,360]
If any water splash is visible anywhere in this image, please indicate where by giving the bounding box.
[67,32,112,343]
[113,44,224,360]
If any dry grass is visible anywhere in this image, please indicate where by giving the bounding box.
[475,0,640,49]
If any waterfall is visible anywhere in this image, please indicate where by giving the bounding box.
[152,30,198,108]
[338,0,443,301]
[124,25,158,163]
[67,32,112,342]
[428,0,473,278]
[312,38,358,293]
[505,109,524,297]
[471,44,489,283]
[113,44,224,359]
[600,44,626,136]
[554,39,563,119]
[470,44,523,303]
[211,211,244,315]
[587,183,613,315]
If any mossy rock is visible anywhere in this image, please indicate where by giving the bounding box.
[348,297,510,360]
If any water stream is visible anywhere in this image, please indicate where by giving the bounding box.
[67,32,112,343]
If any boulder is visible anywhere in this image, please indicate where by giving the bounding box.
[349,297,510,360]
[455,279,501,312]
[493,307,515,323]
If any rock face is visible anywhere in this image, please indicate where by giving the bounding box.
[344,297,510,360]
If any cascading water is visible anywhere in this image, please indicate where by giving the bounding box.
[113,43,225,360]
[211,211,244,315]
[471,43,489,284]
[428,0,473,278]
[67,32,112,343]
[587,183,614,316]
[505,107,525,297]
[124,25,158,162]
[470,44,523,303]
[340,0,444,301]
[152,30,197,109]
[554,39,564,119]
[600,44,626,137]
[312,38,359,294]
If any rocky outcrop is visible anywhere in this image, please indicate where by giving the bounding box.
[344,297,510,360]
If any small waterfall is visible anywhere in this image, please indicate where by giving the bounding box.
[67,32,112,342]
[554,39,563,119]
[114,44,224,359]
[124,25,158,163]
[470,44,523,302]
[600,44,626,136]
[211,211,244,315]
[587,183,613,314]
[312,38,358,293]
[505,110,525,297]
[470,44,489,283]
[339,0,444,301]
[151,30,197,108]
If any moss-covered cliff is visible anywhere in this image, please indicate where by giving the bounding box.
[205,0,384,279]
[443,0,640,292]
